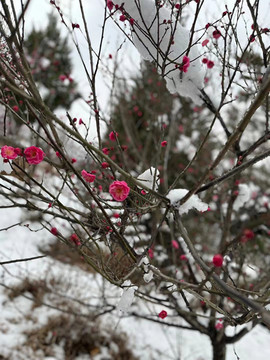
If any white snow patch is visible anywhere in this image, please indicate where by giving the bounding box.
[176,134,197,160]
[137,167,160,191]
[0,158,13,174]
[233,184,252,211]
[113,0,204,104]
[116,280,138,314]
[167,188,208,215]
[143,270,153,283]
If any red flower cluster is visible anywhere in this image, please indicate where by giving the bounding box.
[179,56,190,73]
[81,170,96,183]
[72,23,80,29]
[101,162,110,169]
[70,233,81,246]
[1,145,45,165]
[202,58,214,69]
[119,14,126,22]
[107,0,114,11]
[1,145,21,160]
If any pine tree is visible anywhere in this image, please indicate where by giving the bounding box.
[24,13,80,111]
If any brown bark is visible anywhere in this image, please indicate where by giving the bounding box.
[211,335,226,360]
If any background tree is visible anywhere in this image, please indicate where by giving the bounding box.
[24,13,80,112]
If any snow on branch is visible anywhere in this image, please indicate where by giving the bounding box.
[167,188,208,215]
[137,167,160,191]
[112,0,204,103]
[116,280,138,314]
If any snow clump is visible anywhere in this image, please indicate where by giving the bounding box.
[167,188,208,215]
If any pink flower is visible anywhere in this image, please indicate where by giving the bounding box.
[14,148,22,156]
[141,189,146,195]
[158,310,167,319]
[109,131,118,141]
[202,39,209,46]
[148,248,154,259]
[241,228,255,243]
[161,141,167,147]
[50,227,58,236]
[1,145,19,160]
[12,105,19,112]
[71,158,77,164]
[119,14,126,22]
[215,320,224,330]
[202,57,208,64]
[243,228,255,239]
[213,29,221,39]
[81,169,96,183]
[59,74,67,82]
[179,55,190,73]
[109,180,130,201]
[172,240,179,249]
[102,147,110,155]
[24,146,45,164]
[129,18,135,25]
[101,162,109,169]
[207,60,214,69]
[70,233,81,246]
[107,0,114,11]
[180,254,187,261]
[212,254,223,267]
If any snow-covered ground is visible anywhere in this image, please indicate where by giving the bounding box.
[1,204,270,359]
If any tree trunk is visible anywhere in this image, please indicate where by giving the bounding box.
[211,335,226,360]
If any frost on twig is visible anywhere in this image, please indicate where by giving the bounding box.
[113,0,204,103]
[167,189,208,215]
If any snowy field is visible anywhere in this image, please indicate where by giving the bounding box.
[1,206,270,359]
